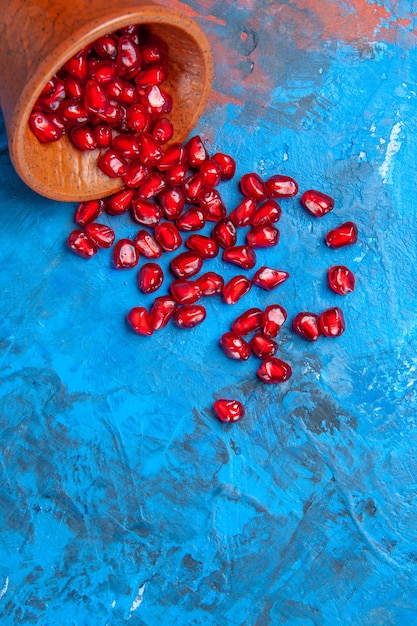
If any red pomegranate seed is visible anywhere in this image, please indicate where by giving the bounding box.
[325,221,358,248]
[59,100,90,124]
[165,164,188,186]
[231,307,264,335]
[185,135,209,168]
[138,172,166,199]
[120,24,139,38]
[230,197,257,227]
[107,78,139,105]
[212,152,236,180]
[75,199,105,226]
[135,64,167,88]
[198,189,227,221]
[29,112,65,143]
[93,35,118,60]
[250,334,278,359]
[85,223,115,248]
[93,124,112,148]
[131,198,163,226]
[196,272,224,296]
[122,161,150,188]
[134,230,162,258]
[240,172,267,200]
[65,51,89,83]
[157,144,186,170]
[301,189,335,217]
[158,186,185,220]
[257,357,292,383]
[137,262,164,293]
[252,199,282,226]
[138,134,162,166]
[84,79,109,113]
[185,234,219,259]
[70,125,97,150]
[266,174,298,198]
[96,100,125,125]
[220,331,251,360]
[88,60,117,84]
[176,207,206,232]
[183,172,205,204]
[223,275,252,304]
[98,149,128,177]
[106,188,136,215]
[143,85,173,116]
[111,133,141,158]
[212,219,237,249]
[292,312,322,341]
[149,295,178,330]
[170,251,204,279]
[263,304,287,338]
[36,78,66,111]
[247,224,280,248]
[117,35,142,77]
[67,229,98,258]
[222,245,256,269]
[140,39,167,65]
[319,307,346,337]
[199,159,222,188]
[170,280,202,304]
[213,398,245,423]
[173,304,207,329]
[253,266,289,290]
[65,76,84,100]
[113,238,140,269]
[152,117,173,144]
[328,265,355,295]
[127,307,153,336]
[125,103,151,133]
[154,222,182,252]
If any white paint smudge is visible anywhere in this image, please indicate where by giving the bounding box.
[0,577,9,599]
[379,120,404,184]
[129,583,146,613]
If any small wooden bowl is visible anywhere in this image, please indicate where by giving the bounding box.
[0,0,214,202]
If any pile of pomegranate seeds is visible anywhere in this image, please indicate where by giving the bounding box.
[30,24,358,426]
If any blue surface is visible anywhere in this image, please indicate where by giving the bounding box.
[1,1,417,624]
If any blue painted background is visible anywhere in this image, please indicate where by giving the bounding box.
[1,1,417,624]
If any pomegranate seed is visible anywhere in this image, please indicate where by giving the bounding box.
[117,35,142,77]
[212,219,237,249]
[247,224,280,248]
[185,234,219,259]
[138,262,164,293]
[138,134,162,166]
[107,78,139,105]
[70,125,97,150]
[84,79,109,113]
[157,144,186,170]
[122,161,150,188]
[96,100,125,125]
[36,78,66,111]
[250,334,278,359]
[165,163,188,186]
[85,223,115,248]
[154,222,182,252]
[266,174,298,198]
[263,304,287,338]
[120,24,139,37]
[170,251,204,279]
[253,266,289,290]
[223,275,252,304]
[150,295,178,330]
[319,307,346,337]
[75,199,105,226]
[131,198,163,226]
[88,60,117,84]
[325,221,358,248]
[158,186,185,220]
[222,245,256,269]
[257,357,292,383]
[183,173,205,204]
[220,331,251,360]
[113,238,140,269]
[231,308,264,335]
[185,135,209,168]
[198,189,227,221]
[212,152,236,180]
[135,64,168,88]
[170,280,202,304]
[138,172,166,199]
[143,85,173,116]
[67,229,98,258]
[93,35,118,60]
[98,149,128,177]
[65,76,84,100]
[140,39,167,65]
[252,199,282,226]
[106,188,136,215]
[176,207,206,232]
[152,117,173,144]
[93,124,112,148]
[199,159,222,188]
[65,51,89,83]
[328,265,355,295]
[292,312,322,341]
[240,172,267,200]
[173,304,207,329]
[213,398,245,423]
[125,103,151,133]
[196,272,224,296]
[134,230,162,259]
[29,112,64,143]
[59,100,90,124]
[111,133,141,158]
[301,189,334,217]
[230,197,258,227]
[127,307,153,336]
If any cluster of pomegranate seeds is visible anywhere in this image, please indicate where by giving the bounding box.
[30,25,359,427]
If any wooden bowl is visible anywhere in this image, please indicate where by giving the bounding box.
[0,0,214,202]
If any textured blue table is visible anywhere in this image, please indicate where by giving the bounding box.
[1,1,417,624]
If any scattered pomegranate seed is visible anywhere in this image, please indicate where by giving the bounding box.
[266,174,298,198]
[185,234,219,259]
[200,159,222,188]
[211,152,236,180]
[143,85,173,116]
[250,334,278,359]
[140,39,167,65]
[75,199,105,226]
[240,172,267,200]
[98,149,128,177]
[252,267,289,291]
[127,306,154,336]
[149,295,178,330]
[229,197,257,227]
[125,103,151,133]
[292,312,322,341]
[111,133,141,158]
[212,219,237,249]
[117,35,142,78]
[231,308,264,335]
[65,51,89,83]
[152,117,173,144]
[257,357,292,383]
[157,143,185,170]
[251,199,282,226]
[94,124,112,148]
[170,251,204,279]
[325,221,358,248]
[85,223,115,248]
[319,307,346,337]
[106,188,136,216]
[113,238,140,269]
[223,275,252,304]
[68,229,99,258]
[198,189,227,221]
[138,172,166,199]
[327,265,355,295]
[196,272,224,296]
[154,222,182,252]
[222,245,256,269]
[158,186,185,220]
[213,398,245,423]
[59,100,90,124]
[263,304,287,338]
[131,198,163,226]
[29,112,65,143]
[137,262,164,293]
[123,161,150,188]
[134,230,163,258]
[173,304,207,329]
[176,207,206,232]
[138,134,163,165]
[246,224,280,248]
[185,135,209,168]
[165,163,188,186]
[85,79,109,113]
[170,280,202,304]
[220,331,251,360]
[183,173,205,203]
[301,189,335,217]
[93,35,118,60]
[135,64,168,88]
[70,126,97,150]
